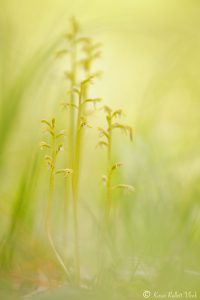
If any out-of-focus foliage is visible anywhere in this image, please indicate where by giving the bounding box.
[0,0,200,299]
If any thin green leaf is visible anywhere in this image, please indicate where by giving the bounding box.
[98,127,109,139]
[39,142,51,150]
[41,120,52,128]
[112,184,135,193]
[103,105,112,115]
[56,130,66,139]
[110,162,123,173]
[56,168,73,177]
[84,98,102,104]
[111,123,133,140]
[62,102,78,110]
[112,109,124,119]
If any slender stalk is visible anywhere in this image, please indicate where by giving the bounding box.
[99,107,133,222]
[63,178,69,248]
[97,114,112,283]
[61,27,102,283]
[70,54,91,274]
[45,173,70,277]
[63,17,80,263]
[72,184,80,284]
[63,36,77,255]
[68,38,77,164]
[71,44,92,257]
[44,134,70,278]
[106,115,112,221]
[41,119,72,279]
[71,89,83,284]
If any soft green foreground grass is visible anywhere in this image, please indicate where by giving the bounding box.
[1,2,200,299]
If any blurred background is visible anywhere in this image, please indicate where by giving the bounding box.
[0,0,200,299]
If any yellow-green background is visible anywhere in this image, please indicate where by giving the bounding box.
[0,0,200,299]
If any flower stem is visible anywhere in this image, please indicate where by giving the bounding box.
[45,135,70,279]
[106,115,112,221]
[71,89,83,284]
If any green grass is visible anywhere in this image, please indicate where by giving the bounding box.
[0,5,200,300]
